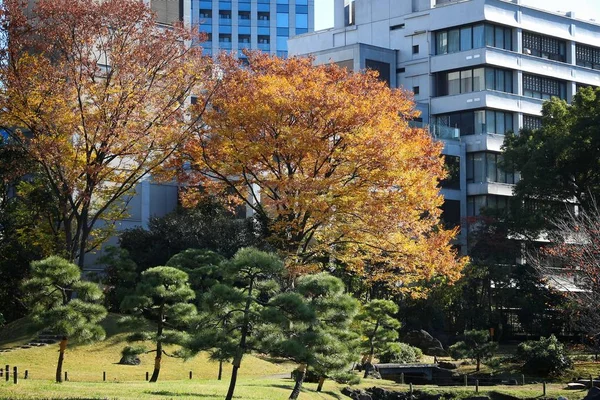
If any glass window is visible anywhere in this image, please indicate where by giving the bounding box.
[448,71,460,95]
[277,36,288,51]
[485,24,495,47]
[460,26,472,51]
[296,13,308,29]
[487,153,497,182]
[276,4,289,12]
[296,5,308,13]
[448,29,460,53]
[474,110,486,134]
[436,31,448,55]
[473,24,485,48]
[473,68,484,91]
[495,69,504,92]
[494,26,504,49]
[473,153,485,183]
[277,13,289,27]
[505,113,514,133]
[486,110,495,134]
[485,68,495,90]
[461,69,473,93]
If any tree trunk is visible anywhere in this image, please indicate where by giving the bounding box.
[149,305,164,383]
[289,364,307,400]
[225,279,254,400]
[218,360,223,380]
[56,337,68,383]
[316,376,325,392]
[225,355,241,400]
[476,356,480,372]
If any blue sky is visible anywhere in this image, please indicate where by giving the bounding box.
[315,0,600,30]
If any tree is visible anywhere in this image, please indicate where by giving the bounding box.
[528,200,600,345]
[448,329,498,372]
[516,335,572,377]
[189,247,284,400]
[355,299,400,377]
[502,87,600,237]
[261,273,360,399]
[0,0,211,267]
[120,266,196,382]
[181,52,465,290]
[166,248,226,295]
[22,256,107,382]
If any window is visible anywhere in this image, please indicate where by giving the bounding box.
[433,110,513,136]
[277,36,288,51]
[576,43,600,70]
[523,74,567,100]
[344,0,355,26]
[523,115,542,131]
[441,200,461,229]
[258,12,269,21]
[238,34,250,44]
[238,11,250,20]
[390,23,405,31]
[199,9,212,18]
[441,155,460,189]
[435,23,511,55]
[365,59,391,86]
[467,195,510,216]
[412,45,419,54]
[413,86,420,95]
[467,153,520,185]
[397,67,405,73]
[437,67,510,96]
[522,31,566,62]
[296,13,308,29]
[277,13,289,28]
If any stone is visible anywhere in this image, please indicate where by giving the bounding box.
[402,330,445,356]
[118,355,141,365]
[438,361,457,370]
[567,383,587,390]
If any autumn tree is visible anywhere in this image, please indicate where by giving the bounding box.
[120,266,196,383]
[22,256,107,382]
[181,52,465,291]
[0,0,211,268]
[260,273,360,399]
[355,299,401,377]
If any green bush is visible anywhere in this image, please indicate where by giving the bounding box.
[378,342,422,364]
[332,371,361,385]
[516,335,573,376]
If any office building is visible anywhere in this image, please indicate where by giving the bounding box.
[191,0,314,59]
[289,0,600,251]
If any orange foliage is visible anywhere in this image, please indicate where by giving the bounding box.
[181,52,466,292]
[0,0,211,266]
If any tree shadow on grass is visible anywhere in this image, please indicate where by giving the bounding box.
[147,391,222,398]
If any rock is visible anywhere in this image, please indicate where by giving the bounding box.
[403,330,445,356]
[567,383,587,390]
[371,387,391,399]
[118,355,141,365]
[437,361,457,370]
[584,387,600,400]
[557,396,568,400]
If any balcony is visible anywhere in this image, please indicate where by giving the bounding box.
[431,90,543,116]
[431,124,460,141]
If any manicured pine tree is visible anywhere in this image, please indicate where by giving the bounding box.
[355,299,401,377]
[189,248,284,400]
[261,273,360,399]
[120,266,196,382]
[22,256,107,383]
[449,329,498,372]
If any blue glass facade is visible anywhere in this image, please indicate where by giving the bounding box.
[191,0,313,59]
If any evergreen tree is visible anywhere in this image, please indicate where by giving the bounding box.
[120,266,196,382]
[22,256,107,382]
[449,329,498,372]
[261,273,360,399]
[355,299,401,377]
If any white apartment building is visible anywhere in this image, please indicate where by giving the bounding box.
[289,0,600,251]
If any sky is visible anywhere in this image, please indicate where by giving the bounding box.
[314,0,600,30]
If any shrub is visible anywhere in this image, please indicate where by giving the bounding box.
[332,371,361,385]
[448,330,498,372]
[516,335,573,376]
[378,342,422,363]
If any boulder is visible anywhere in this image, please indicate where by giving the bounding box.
[438,361,457,370]
[118,355,141,365]
[403,330,445,356]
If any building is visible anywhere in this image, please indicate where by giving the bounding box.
[289,0,600,252]
[191,0,314,59]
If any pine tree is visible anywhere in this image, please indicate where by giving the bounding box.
[261,273,360,399]
[120,266,196,382]
[22,256,107,382]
